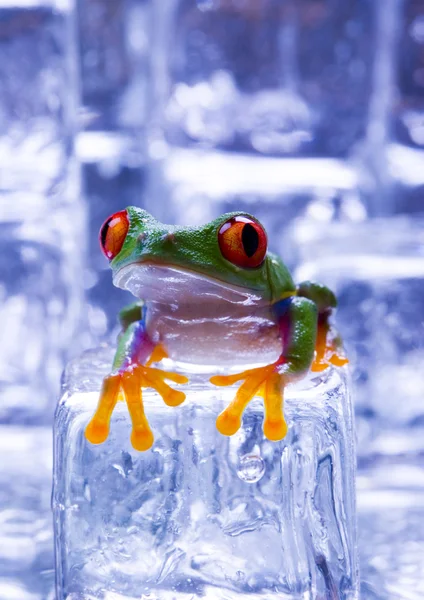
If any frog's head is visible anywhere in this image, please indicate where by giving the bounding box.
[99,207,294,305]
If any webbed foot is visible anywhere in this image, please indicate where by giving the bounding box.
[210,359,288,441]
[311,321,348,372]
[85,363,188,451]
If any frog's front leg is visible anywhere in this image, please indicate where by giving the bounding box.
[85,305,188,451]
[296,281,348,371]
[118,300,144,332]
[210,297,317,441]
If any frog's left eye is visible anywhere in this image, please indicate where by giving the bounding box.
[218,216,267,268]
[99,210,129,260]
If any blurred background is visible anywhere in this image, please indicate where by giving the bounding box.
[0,0,423,598]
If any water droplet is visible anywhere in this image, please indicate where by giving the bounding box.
[237,454,265,483]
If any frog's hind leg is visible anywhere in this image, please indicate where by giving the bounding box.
[145,343,169,367]
[296,280,348,371]
[312,316,348,372]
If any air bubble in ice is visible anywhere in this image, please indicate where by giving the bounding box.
[237,454,265,483]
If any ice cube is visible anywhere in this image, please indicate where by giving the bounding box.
[53,347,358,599]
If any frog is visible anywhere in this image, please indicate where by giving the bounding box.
[85,207,347,451]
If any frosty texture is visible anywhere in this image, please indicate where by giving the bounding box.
[54,347,358,599]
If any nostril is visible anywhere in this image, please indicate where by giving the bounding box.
[160,232,176,244]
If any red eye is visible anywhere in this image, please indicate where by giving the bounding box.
[99,210,129,260]
[218,216,267,268]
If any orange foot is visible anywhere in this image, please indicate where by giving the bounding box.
[210,360,288,442]
[85,358,188,451]
[311,322,349,373]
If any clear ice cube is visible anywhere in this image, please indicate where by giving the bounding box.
[53,347,358,599]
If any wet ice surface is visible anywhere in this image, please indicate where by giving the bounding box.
[0,426,54,600]
[54,348,357,600]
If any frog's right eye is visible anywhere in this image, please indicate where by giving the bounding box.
[218,215,267,268]
[99,210,129,260]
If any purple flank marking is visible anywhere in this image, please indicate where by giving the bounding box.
[121,322,155,370]
[132,325,155,366]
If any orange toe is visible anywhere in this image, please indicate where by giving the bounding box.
[85,421,110,445]
[216,411,241,436]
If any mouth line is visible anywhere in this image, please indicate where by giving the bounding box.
[113,259,266,300]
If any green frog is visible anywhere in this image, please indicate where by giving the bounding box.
[85,207,347,451]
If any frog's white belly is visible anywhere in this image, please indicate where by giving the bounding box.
[115,263,284,366]
[145,301,282,366]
